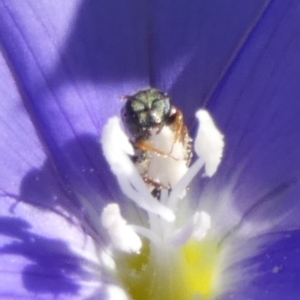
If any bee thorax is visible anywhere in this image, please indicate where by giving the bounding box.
[137,125,190,189]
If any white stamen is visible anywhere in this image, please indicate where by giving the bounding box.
[100,251,116,270]
[195,110,224,177]
[105,285,129,300]
[170,211,211,246]
[192,211,211,240]
[130,225,162,245]
[101,203,142,253]
[167,158,204,209]
[101,117,175,222]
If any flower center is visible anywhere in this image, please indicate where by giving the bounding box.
[115,237,222,300]
[101,109,225,300]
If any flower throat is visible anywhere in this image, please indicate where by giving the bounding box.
[101,88,225,300]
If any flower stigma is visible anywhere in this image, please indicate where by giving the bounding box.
[101,93,225,300]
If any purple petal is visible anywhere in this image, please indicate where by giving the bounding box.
[202,1,300,297]
[0,40,103,299]
[202,0,300,228]
[150,0,272,119]
[0,0,138,208]
[222,231,300,300]
[0,48,46,197]
[1,0,299,298]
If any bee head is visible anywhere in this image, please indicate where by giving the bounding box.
[121,88,171,139]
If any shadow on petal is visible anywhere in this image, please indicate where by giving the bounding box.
[51,0,149,87]
[0,216,94,295]
[18,134,126,238]
[0,133,118,297]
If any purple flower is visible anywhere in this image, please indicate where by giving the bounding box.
[1,0,300,299]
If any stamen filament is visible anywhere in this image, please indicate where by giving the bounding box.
[129,225,162,245]
[169,211,211,246]
[168,158,204,209]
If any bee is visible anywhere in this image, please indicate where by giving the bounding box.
[121,88,192,197]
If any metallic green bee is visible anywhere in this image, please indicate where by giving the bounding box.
[121,88,192,195]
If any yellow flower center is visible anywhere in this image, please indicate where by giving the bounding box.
[116,236,222,300]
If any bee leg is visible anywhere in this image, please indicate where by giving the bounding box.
[143,177,169,190]
[172,109,187,144]
[142,176,170,200]
[136,140,173,158]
